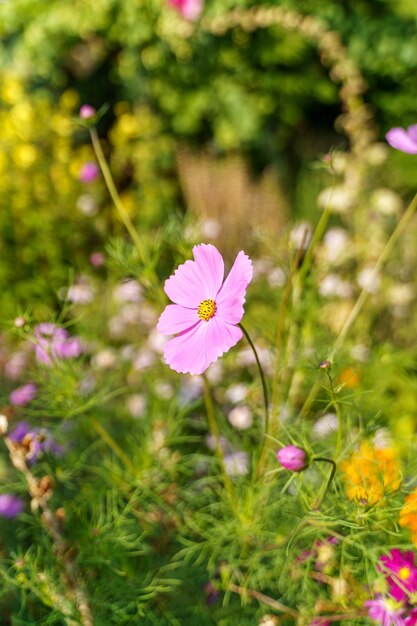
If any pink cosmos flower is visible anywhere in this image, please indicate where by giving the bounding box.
[378,549,417,603]
[168,0,203,20]
[365,596,405,626]
[34,323,84,366]
[386,125,417,154]
[9,383,37,406]
[157,244,253,375]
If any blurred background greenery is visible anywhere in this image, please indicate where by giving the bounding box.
[1,0,417,315]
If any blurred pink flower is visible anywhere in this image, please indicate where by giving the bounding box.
[365,595,405,626]
[90,251,105,267]
[168,0,203,20]
[386,125,417,154]
[378,549,417,603]
[34,323,83,366]
[9,383,37,406]
[277,445,308,472]
[79,104,96,119]
[157,243,252,375]
[79,161,99,183]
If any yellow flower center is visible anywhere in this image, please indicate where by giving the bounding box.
[197,299,217,321]
[399,567,411,580]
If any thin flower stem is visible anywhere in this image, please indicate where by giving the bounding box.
[90,417,137,476]
[202,375,237,510]
[311,457,337,510]
[229,583,299,618]
[325,370,343,458]
[300,190,417,418]
[89,128,146,263]
[238,324,270,479]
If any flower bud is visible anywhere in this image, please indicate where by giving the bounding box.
[277,445,308,472]
[79,104,96,119]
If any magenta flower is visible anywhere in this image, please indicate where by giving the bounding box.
[9,383,37,406]
[168,0,203,20]
[405,609,417,626]
[157,244,252,375]
[79,161,99,183]
[34,323,83,366]
[277,445,308,472]
[0,494,24,518]
[365,596,405,626]
[386,125,417,154]
[79,104,96,120]
[378,549,417,603]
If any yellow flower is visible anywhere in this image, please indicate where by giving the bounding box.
[341,442,401,505]
[400,489,417,547]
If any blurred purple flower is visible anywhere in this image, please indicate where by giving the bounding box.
[34,324,83,366]
[79,161,99,183]
[168,0,203,20]
[0,494,24,518]
[9,383,37,406]
[79,104,96,119]
[386,125,417,154]
[365,596,405,626]
[9,421,63,463]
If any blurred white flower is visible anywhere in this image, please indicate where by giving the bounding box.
[205,361,223,384]
[223,451,249,477]
[200,218,221,239]
[267,266,286,288]
[371,188,402,216]
[373,428,392,449]
[319,274,353,298]
[113,280,142,303]
[317,185,355,213]
[76,194,98,216]
[154,382,174,399]
[225,383,248,404]
[133,349,156,370]
[126,394,147,418]
[92,349,117,369]
[357,266,380,294]
[387,283,414,306]
[0,415,8,434]
[4,352,27,380]
[179,375,204,402]
[147,329,168,353]
[313,413,338,438]
[205,433,229,453]
[363,143,389,166]
[67,282,94,304]
[228,406,253,430]
[323,228,350,264]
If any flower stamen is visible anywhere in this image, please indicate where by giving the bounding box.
[198,299,217,321]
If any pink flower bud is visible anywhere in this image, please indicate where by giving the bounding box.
[277,445,308,472]
[79,104,96,120]
[79,162,99,183]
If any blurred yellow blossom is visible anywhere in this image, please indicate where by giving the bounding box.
[341,442,401,505]
[400,489,417,548]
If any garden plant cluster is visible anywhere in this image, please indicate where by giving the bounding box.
[2,0,417,625]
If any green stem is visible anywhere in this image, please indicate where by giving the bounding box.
[238,324,271,479]
[89,127,146,263]
[202,376,236,509]
[91,417,137,476]
[311,457,337,510]
[325,370,343,458]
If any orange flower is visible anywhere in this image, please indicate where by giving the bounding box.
[400,489,417,547]
[338,366,360,389]
[341,442,401,505]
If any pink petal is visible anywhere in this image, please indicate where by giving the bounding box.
[408,124,417,143]
[162,317,242,375]
[193,244,224,299]
[157,304,199,335]
[164,259,206,308]
[386,127,417,154]
[217,251,253,324]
